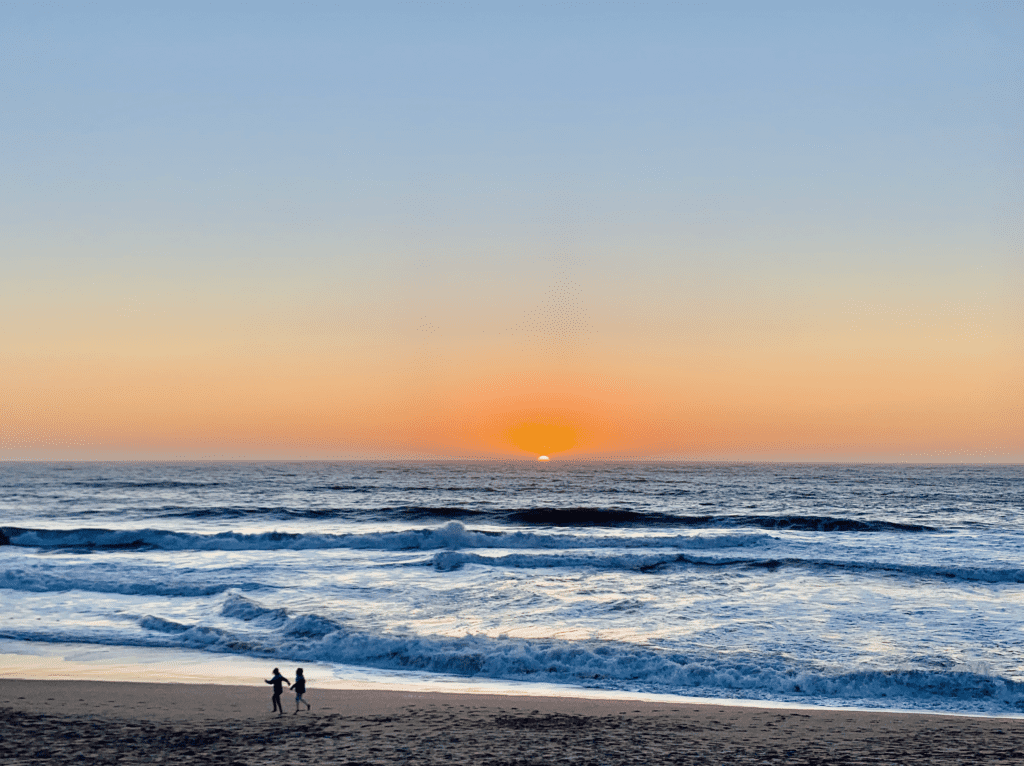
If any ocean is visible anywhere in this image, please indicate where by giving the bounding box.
[2,461,1022,715]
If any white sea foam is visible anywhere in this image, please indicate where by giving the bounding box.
[6,592,1022,714]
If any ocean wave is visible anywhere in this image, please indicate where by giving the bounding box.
[318,485,502,494]
[63,480,225,490]
[219,594,345,637]
[506,508,682,525]
[138,616,193,633]
[0,523,770,554]
[395,506,489,520]
[717,515,935,532]
[13,506,939,532]
[505,509,936,532]
[4,594,1018,712]
[150,506,316,519]
[221,593,288,623]
[0,568,262,597]
[149,505,489,521]
[426,550,1024,583]
[3,523,1013,584]
[117,595,1024,710]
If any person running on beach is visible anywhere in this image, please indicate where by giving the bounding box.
[265,668,289,715]
[290,668,311,714]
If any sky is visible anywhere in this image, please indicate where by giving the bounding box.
[1,0,1022,462]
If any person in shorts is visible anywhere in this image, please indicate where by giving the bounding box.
[290,667,311,714]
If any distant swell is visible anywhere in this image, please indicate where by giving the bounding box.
[31,507,942,531]
[721,515,935,533]
[507,508,683,525]
[319,486,502,494]
[505,509,936,532]
[0,568,262,597]
[0,523,770,554]
[64,480,224,490]
[395,506,489,520]
[426,550,1024,584]
[0,512,934,557]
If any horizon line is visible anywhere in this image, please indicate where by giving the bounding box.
[1,457,1021,467]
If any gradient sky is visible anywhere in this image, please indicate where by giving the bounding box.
[2,1,1022,461]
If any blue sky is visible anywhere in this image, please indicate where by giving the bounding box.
[2,1,1021,460]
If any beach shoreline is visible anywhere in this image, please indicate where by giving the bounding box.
[2,678,1022,764]
[4,637,1022,720]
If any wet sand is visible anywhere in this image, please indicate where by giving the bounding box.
[1,679,1022,764]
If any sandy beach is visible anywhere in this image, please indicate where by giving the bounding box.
[1,679,1021,765]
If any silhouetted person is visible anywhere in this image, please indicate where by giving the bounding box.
[265,667,289,715]
[290,667,311,714]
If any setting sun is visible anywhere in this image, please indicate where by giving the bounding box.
[507,422,577,457]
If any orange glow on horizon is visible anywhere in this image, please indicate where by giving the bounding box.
[1,295,1020,462]
[506,422,578,457]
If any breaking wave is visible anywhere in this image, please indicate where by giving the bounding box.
[7,593,1021,713]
